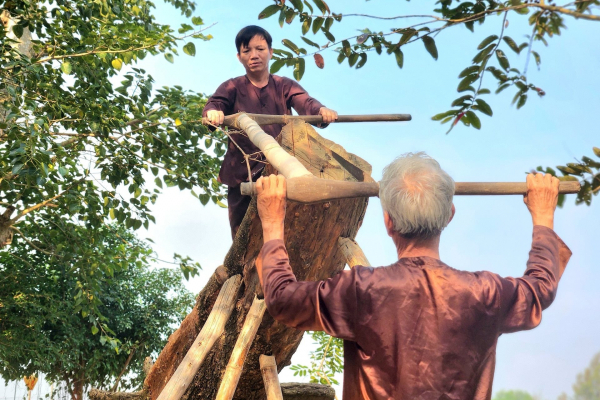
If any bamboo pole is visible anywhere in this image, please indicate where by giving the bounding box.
[259,355,284,400]
[215,296,267,400]
[240,178,581,204]
[338,237,371,268]
[202,112,412,129]
[156,275,243,400]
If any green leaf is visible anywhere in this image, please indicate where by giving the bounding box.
[531,51,541,67]
[451,95,473,107]
[313,0,329,15]
[164,53,174,63]
[459,66,480,78]
[91,325,99,335]
[199,193,210,205]
[431,110,458,121]
[458,74,479,92]
[422,36,438,60]
[478,35,498,50]
[593,147,600,158]
[282,39,300,55]
[495,83,511,94]
[61,61,73,75]
[111,58,123,70]
[394,49,404,68]
[323,30,335,42]
[477,88,491,95]
[183,42,196,57]
[290,0,304,12]
[302,17,312,35]
[356,53,367,69]
[109,208,116,220]
[516,94,528,109]
[192,16,204,25]
[301,36,320,49]
[348,53,359,67]
[475,99,493,116]
[466,111,481,129]
[514,6,529,14]
[312,17,325,34]
[503,36,520,53]
[293,58,306,81]
[258,4,281,19]
[270,59,286,74]
[12,24,23,38]
[473,44,495,64]
[278,9,286,28]
[12,163,24,174]
[496,49,510,70]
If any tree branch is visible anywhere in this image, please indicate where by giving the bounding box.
[9,182,80,224]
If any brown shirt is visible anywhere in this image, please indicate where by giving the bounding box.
[203,75,325,187]
[259,226,572,400]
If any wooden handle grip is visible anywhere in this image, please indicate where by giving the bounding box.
[240,179,580,204]
[202,113,412,128]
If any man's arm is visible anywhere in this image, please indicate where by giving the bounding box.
[480,173,572,333]
[255,175,361,340]
[203,80,236,126]
[285,80,338,124]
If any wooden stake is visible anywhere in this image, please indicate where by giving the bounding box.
[156,275,242,400]
[338,237,371,268]
[259,355,283,400]
[215,296,267,400]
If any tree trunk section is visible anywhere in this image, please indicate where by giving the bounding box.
[144,120,372,399]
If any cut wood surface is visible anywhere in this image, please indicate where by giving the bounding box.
[144,119,372,399]
[338,237,371,268]
[215,297,267,400]
[280,383,336,400]
[156,275,242,400]
[260,355,283,400]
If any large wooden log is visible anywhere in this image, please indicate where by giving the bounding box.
[144,119,372,399]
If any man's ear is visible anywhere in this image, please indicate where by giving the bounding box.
[237,53,241,63]
[383,211,395,237]
[269,47,274,57]
[448,203,456,224]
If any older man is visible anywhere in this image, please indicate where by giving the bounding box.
[255,152,571,400]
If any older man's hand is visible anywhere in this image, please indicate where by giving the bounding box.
[256,174,287,242]
[524,172,560,230]
[319,107,338,124]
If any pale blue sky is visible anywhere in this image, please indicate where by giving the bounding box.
[143,1,599,398]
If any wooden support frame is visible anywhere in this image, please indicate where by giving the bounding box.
[156,275,242,400]
[259,355,284,400]
[338,237,371,268]
[215,296,267,400]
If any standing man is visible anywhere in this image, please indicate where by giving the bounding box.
[255,152,572,400]
[203,25,338,238]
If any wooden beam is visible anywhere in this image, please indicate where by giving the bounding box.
[338,237,371,268]
[259,355,284,400]
[241,178,581,204]
[156,274,242,400]
[215,296,267,400]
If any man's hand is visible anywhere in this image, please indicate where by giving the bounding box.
[206,110,224,126]
[523,172,560,230]
[319,107,338,124]
[256,174,287,242]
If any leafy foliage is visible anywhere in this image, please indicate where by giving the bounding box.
[290,331,343,386]
[0,220,194,396]
[492,390,537,400]
[1,0,223,325]
[572,352,600,400]
[258,0,598,131]
[538,147,600,206]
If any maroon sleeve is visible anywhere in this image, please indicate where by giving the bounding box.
[479,226,572,333]
[284,79,325,116]
[202,79,236,117]
[259,239,372,341]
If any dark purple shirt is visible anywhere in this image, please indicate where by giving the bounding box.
[259,226,572,400]
[203,75,325,187]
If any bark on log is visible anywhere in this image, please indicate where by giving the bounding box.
[144,120,372,399]
[280,383,335,400]
[260,356,283,400]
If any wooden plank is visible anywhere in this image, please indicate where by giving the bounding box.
[259,355,283,400]
[155,275,242,400]
[215,297,267,400]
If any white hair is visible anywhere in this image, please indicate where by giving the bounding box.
[379,152,455,239]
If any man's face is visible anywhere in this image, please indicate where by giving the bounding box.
[237,35,273,75]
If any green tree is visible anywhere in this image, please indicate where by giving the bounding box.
[0,220,195,400]
[0,0,225,322]
[572,352,600,400]
[257,0,599,205]
[493,390,537,400]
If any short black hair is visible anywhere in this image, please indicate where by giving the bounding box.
[235,25,272,54]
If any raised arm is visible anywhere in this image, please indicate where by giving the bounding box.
[481,173,572,333]
[285,80,338,124]
[255,174,361,340]
[203,79,236,126]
